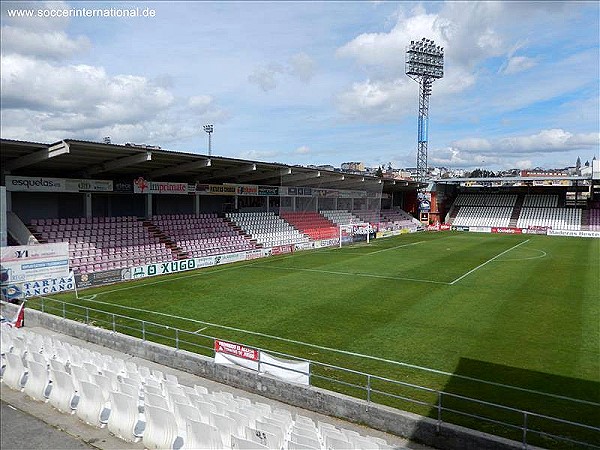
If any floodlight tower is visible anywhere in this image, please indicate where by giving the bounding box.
[203,124,214,156]
[406,38,444,184]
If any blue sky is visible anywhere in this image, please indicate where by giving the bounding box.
[1,1,599,171]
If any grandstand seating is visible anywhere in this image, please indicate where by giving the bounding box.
[350,209,418,232]
[29,216,173,274]
[517,207,582,231]
[522,194,559,208]
[589,203,600,231]
[226,212,309,248]
[351,209,418,231]
[450,194,584,231]
[151,214,256,258]
[279,211,339,240]
[453,206,513,228]
[1,323,399,450]
[319,210,362,225]
[453,194,517,207]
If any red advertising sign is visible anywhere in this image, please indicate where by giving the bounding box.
[271,244,294,255]
[491,227,523,234]
[214,340,259,361]
[440,224,451,231]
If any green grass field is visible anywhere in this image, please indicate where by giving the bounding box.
[33,232,600,448]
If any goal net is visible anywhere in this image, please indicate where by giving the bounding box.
[339,222,373,247]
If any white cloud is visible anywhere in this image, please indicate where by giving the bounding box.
[430,147,502,168]
[1,54,174,124]
[335,78,413,122]
[248,64,283,92]
[248,52,316,92]
[1,25,90,60]
[452,129,600,155]
[295,145,311,154]
[187,95,230,122]
[430,129,599,169]
[514,160,533,170]
[288,52,316,82]
[502,55,537,74]
[234,149,281,161]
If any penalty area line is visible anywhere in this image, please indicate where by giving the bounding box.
[248,264,450,285]
[450,239,530,285]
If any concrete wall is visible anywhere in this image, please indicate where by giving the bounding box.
[9,304,527,450]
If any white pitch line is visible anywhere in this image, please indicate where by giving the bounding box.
[249,265,450,285]
[365,240,425,255]
[449,239,530,285]
[195,326,208,333]
[498,249,547,262]
[46,294,598,406]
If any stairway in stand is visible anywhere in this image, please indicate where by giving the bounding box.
[142,220,188,260]
[508,194,525,228]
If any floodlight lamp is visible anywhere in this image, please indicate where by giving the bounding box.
[203,124,213,134]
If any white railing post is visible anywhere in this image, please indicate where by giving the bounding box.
[437,392,442,432]
[522,412,528,449]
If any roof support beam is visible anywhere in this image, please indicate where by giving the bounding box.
[87,151,152,175]
[237,167,291,184]
[149,158,211,178]
[201,163,256,181]
[281,171,321,184]
[4,141,70,171]
[288,174,345,187]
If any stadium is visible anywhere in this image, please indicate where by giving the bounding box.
[1,136,599,450]
[1,1,600,449]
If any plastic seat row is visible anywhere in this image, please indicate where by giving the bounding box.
[1,324,398,449]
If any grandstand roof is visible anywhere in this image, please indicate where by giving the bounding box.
[0,138,420,193]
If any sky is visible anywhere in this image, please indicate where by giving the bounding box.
[1,1,599,172]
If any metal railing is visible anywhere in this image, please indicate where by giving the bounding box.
[30,296,600,449]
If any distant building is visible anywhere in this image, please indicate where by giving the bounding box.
[520,169,570,177]
[316,164,335,171]
[341,162,365,172]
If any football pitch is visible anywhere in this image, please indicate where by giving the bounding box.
[36,232,600,447]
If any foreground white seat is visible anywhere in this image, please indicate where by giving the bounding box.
[23,360,50,402]
[185,419,223,450]
[76,380,109,427]
[231,434,268,449]
[290,432,320,449]
[288,440,318,450]
[108,391,142,443]
[143,404,179,450]
[3,353,27,391]
[209,412,237,448]
[48,369,77,414]
[173,401,201,431]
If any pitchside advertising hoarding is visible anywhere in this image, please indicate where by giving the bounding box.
[1,271,76,300]
[133,177,188,194]
[130,249,271,280]
[1,243,70,283]
[5,176,113,192]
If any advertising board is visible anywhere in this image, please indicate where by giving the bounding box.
[1,243,69,283]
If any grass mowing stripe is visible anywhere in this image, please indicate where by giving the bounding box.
[450,239,530,285]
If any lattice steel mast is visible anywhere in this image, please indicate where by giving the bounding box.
[406,38,444,184]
